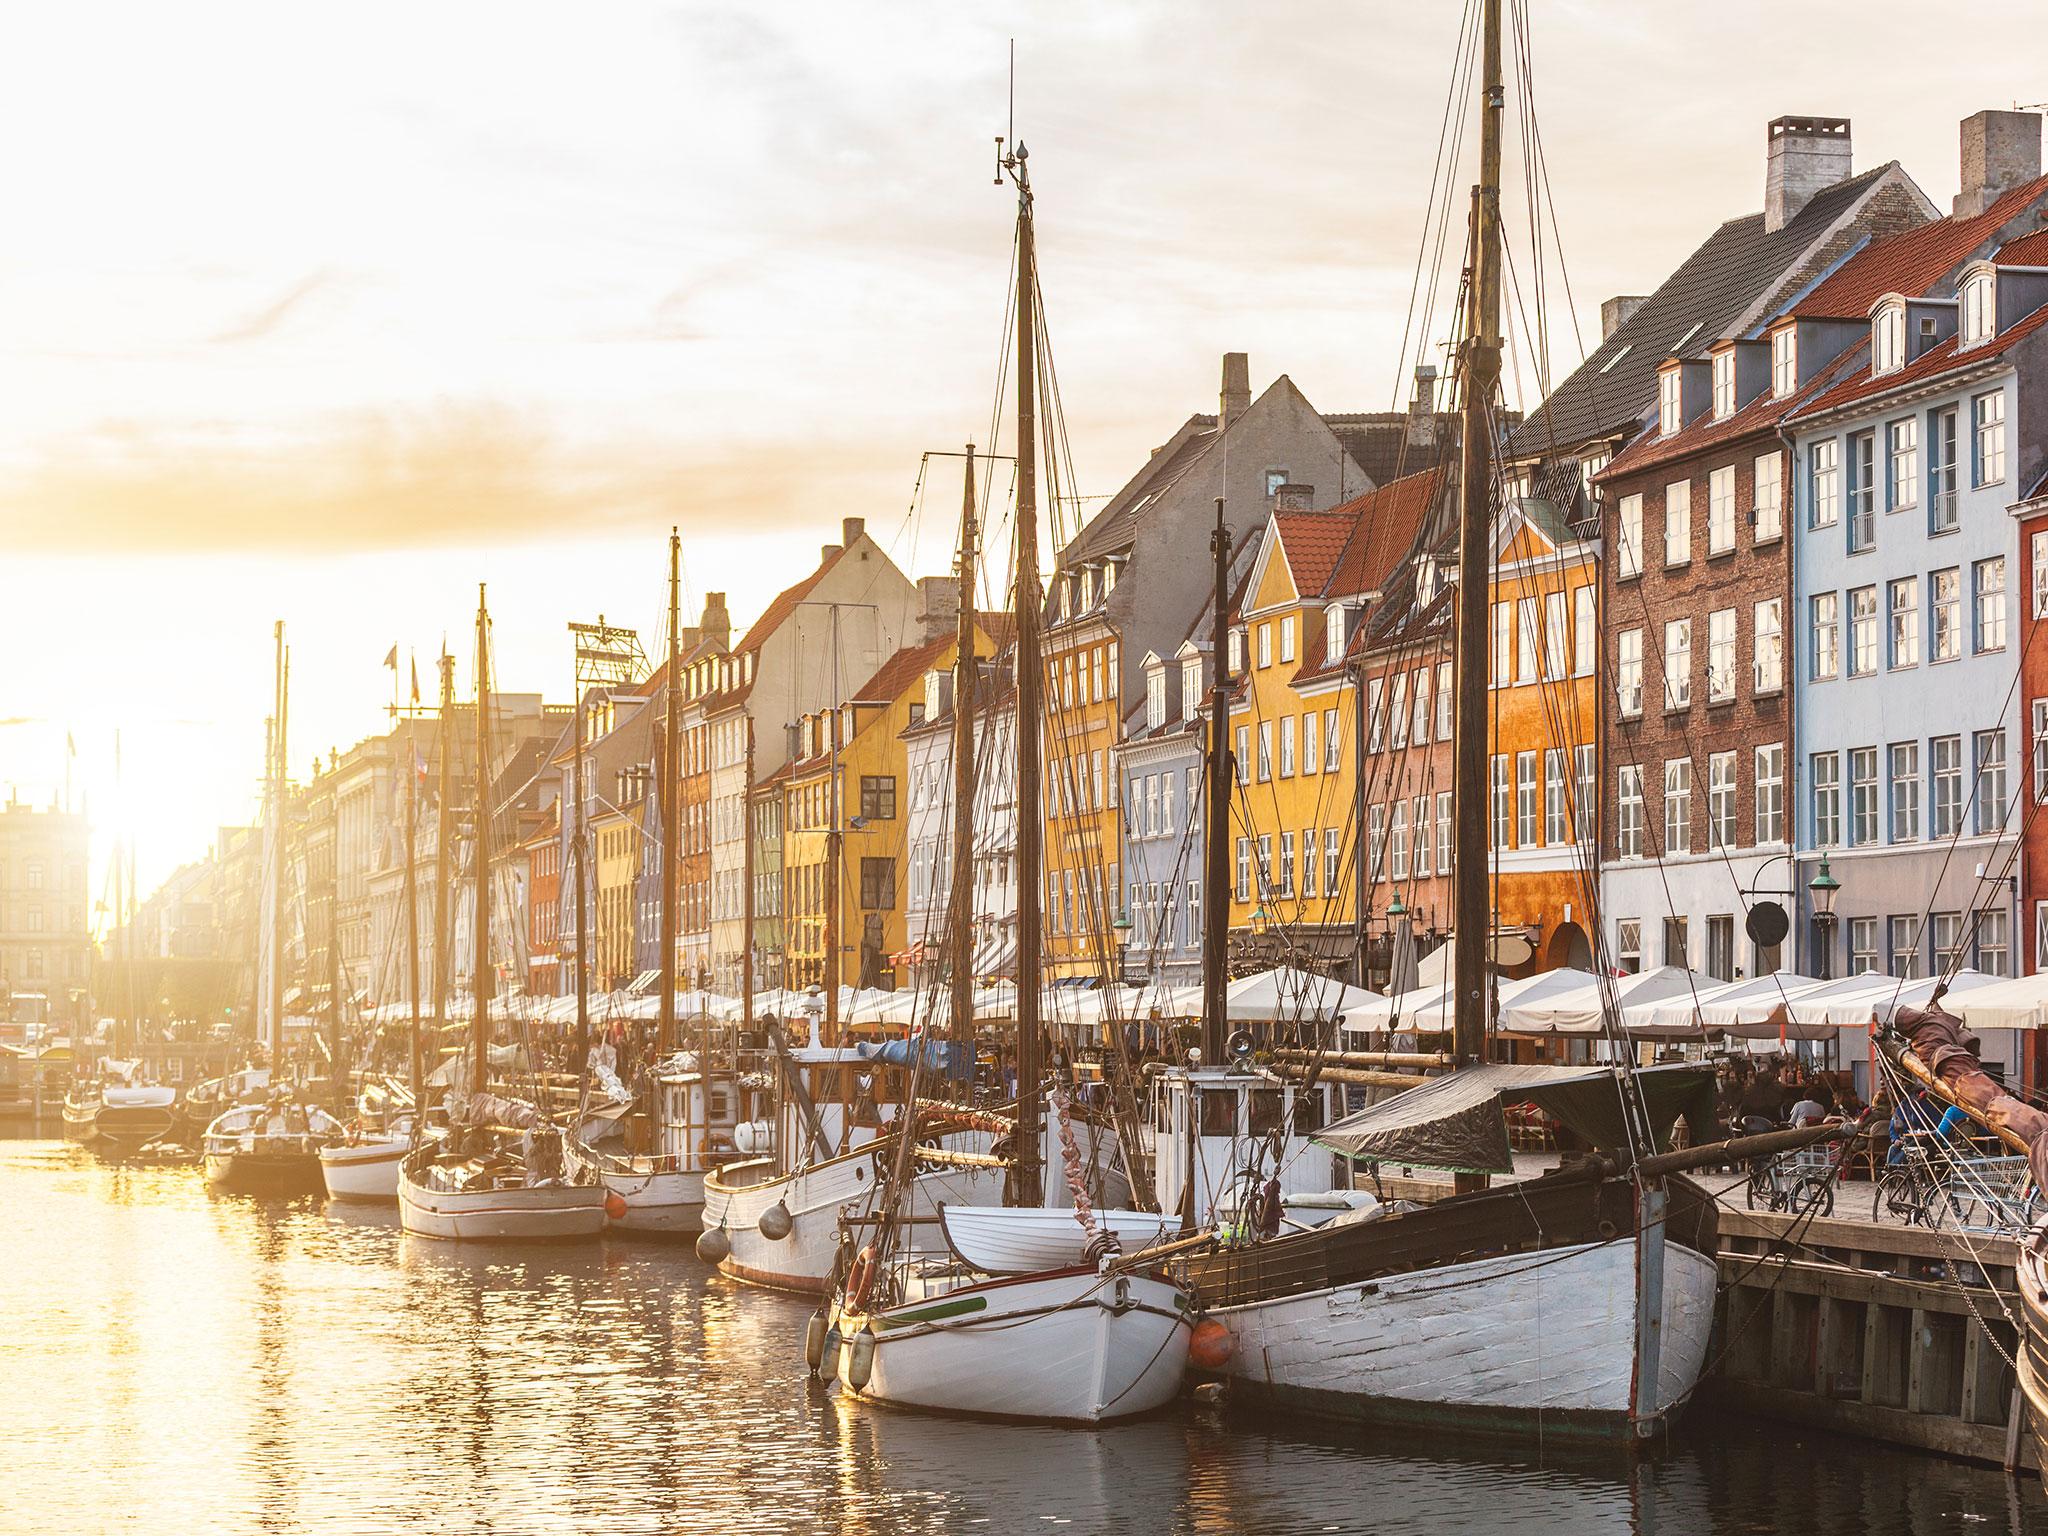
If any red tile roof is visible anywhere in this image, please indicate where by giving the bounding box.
[850,632,957,705]
[1793,173,2048,320]
[1268,510,1355,598]
[1601,344,1867,480]
[1322,468,1445,599]
[736,545,850,655]
[1997,225,2048,268]
[1790,299,2048,422]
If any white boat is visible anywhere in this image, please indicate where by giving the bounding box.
[397,1094,605,1243]
[64,1060,179,1152]
[203,1098,345,1196]
[939,1205,1178,1273]
[830,1263,1194,1424]
[566,1056,764,1238]
[319,1113,418,1203]
[703,1139,1004,1293]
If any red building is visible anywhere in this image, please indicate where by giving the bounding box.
[523,806,561,999]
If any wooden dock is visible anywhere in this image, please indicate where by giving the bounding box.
[1704,1207,2032,1471]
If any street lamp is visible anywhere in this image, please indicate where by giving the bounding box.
[1808,855,1841,981]
[1112,906,1133,984]
[1386,893,1409,923]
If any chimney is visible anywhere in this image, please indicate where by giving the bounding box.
[1410,364,1438,415]
[1955,109,2043,220]
[1764,116,1852,233]
[820,543,843,564]
[1600,296,1646,340]
[842,516,865,548]
[700,591,730,652]
[1219,352,1250,432]
[916,575,960,642]
[1273,484,1316,513]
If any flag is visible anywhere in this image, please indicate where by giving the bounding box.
[382,645,398,671]
[410,656,420,706]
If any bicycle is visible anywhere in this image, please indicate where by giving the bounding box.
[1745,1140,1836,1217]
[1872,1138,1944,1227]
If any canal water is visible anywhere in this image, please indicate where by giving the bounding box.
[3,1138,2040,1536]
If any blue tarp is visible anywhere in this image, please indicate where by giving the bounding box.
[856,1037,973,1081]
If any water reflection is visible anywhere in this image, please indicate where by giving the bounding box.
[0,1138,2040,1536]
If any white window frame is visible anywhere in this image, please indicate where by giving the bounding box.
[1707,608,1737,703]
[1708,465,1736,554]
[1617,493,1644,580]
[1754,453,1783,541]
[1664,479,1691,566]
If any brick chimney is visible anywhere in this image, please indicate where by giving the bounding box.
[916,575,960,642]
[1955,109,2043,220]
[1272,484,1316,512]
[699,591,730,652]
[1409,364,1438,414]
[1219,352,1251,432]
[842,516,865,548]
[1765,116,1852,233]
[1600,296,1646,340]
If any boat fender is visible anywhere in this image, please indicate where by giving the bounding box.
[804,1308,829,1372]
[818,1323,842,1384]
[695,1225,733,1265]
[758,1199,793,1241]
[1596,1218,1619,1241]
[1188,1317,1235,1369]
[604,1191,629,1222]
[845,1244,879,1312]
[846,1326,876,1391]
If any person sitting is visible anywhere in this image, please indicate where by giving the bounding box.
[1887,1089,1941,1166]
[1787,1091,1829,1128]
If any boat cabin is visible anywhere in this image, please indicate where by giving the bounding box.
[1149,1066,1346,1224]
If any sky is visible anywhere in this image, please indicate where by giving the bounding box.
[3,0,2043,915]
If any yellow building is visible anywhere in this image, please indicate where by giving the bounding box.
[1041,599,1122,979]
[780,627,998,1008]
[592,800,640,992]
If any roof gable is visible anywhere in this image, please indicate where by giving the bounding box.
[1794,172,2048,320]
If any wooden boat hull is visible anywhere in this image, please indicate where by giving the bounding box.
[318,1135,410,1203]
[836,1267,1194,1424]
[1205,1236,1717,1437]
[938,1206,1177,1274]
[705,1145,1003,1293]
[67,1098,176,1152]
[398,1171,606,1242]
[2018,1236,2048,1481]
[205,1148,327,1197]
[563,1139,707,1236]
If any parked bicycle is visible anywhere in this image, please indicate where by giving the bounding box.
[1744,1139,1836,1217]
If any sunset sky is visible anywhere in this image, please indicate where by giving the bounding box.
[3,0,2041,913]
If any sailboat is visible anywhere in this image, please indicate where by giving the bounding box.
[398,586,607,1241]
[818,140,1195,1424]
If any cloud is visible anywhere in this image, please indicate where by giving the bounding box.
[208,270,341,345]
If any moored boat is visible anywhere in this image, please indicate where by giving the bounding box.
[203,1095,344,1196]
[64,1062,178,1153]
[319,1111,423,1203]
[397,1097,605,1242]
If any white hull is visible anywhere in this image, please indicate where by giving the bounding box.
[319,1135,410,1203]
[704,1147,1004,1294]
[1209,1238,1718,1433]
[398,1171,606,1242]
[568,1146,707,1237]
[837,1268,1193,1424]
[939,1206,1178,1273]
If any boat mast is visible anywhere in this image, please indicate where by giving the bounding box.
[949,444,979,1090]
[741,718,756,1032]
[433,651,455,1062]
[660,528,680,1059]
[404,692,423,1106]
[472,587,492,1094]
[1202,496,1230,1067]
[573,630,589,1081]
[823,606,842,1042]
[1003,138,1044,1209]
[1451,0,1503,1137]
[112,729,124,1063]
[263,621,288,1060]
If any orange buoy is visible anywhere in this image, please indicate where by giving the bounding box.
[604,1191,629,1222]
[1188,1318,1235,1370]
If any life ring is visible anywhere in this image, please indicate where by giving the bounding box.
[845,1244,879,1312]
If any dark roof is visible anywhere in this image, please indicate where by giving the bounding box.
[1322,412,1460,490]
[1508,164,1900,460]
[1794,173,2048,319]
[1060,415,1217,566]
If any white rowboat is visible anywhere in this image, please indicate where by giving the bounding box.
[938,1205,1177,1274]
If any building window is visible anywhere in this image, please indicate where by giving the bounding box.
[1257,722,1273,782]
[1753,598,1784,693]
[1755,743,1784,845]
[1279,715,1296,777]
[1931,735,1964,837]
[1183,660,1203,720]
[1362,813,1380,881]
[1367,679,1385,752]
[1235,838,1250,902]
[1809,439,1839,529]
[1664,480,1691,566]
[1389,674,1410,750]
[1887,577,1919,670]
[1573,586,1595,676]
[1706,914,1735,982]
[1617,628,1644,717]
[1811,752,1841,847]
[1575,743,1596,843]
[1771,326,1797,397]
[1544,749,1568,846]
[1707,608,1737,702]
[1664,758,1692,855]
[1888,742,1921,843]
[1278,830,1297,894]
[1411,796,1432,876]
[1890,916,1923,980]
[1434,793,1452,876]
[1753,453,1783,542]
[1873,303,1906,374]
[1708,466,1736,554]
[1931,911,1965,976]
[1978,909,2011,978]
[1325,603,1346,662]
[1279,617,1296,664]
[859,857,895,910]
[1145,668,1165,729]
[2035,700,2048,801]
[860,776,897,821]
[1257,832,1276,894]
[1663,619,1692,709]
[1516,751,1539,846]
[1810,592,1839,681]
[1961,270,1995,346]
[1385,811,1405,882]
[1544,591,1568,680]
[1410,670,1430,745]
[1228,629,1244,675]
[1975,558,2007,653]
[1517,598,1540,684]
[1491,603,1512,687]
[1617,766,1645,859]
[1300,827,1319,899]
[1326,707,1342,772]
[1325,827,1342,894]
[1974,391,2006,487]
[1849,746,1878,846]
[1930,568,1961,663]
[1712,350,1735,418]
[1617,918,1642,974]
[1257,623,1272,669]
[1234,725,1249,784]
[1848,586,1878,676]
[1434,664,1452,741]
[1490,755,1511,849]
[1847,431,1876,552]
[1887,418,1918,511]
[1659,368,1682,435]
[1708,751,1737,850]
[1849,915,1879,975]
[1664,916,1689,969]
[1302,711,1319,775]
[1617,493,1644,579]
[1931,407,1959,533]
[1976,729,2008,835]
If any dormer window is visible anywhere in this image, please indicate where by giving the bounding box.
[1325,603,1346,661]
[1145,664,1165,730]
[1711,351,1735,419]
[1182,659,1203,719]
[1871,301,1905,376]
[1658,368,1683,436]
[1080,566,1096,609]
[1227,628,1245,676]
[1771,327,1797,398]
[1103,559,1119,594]
[1961,269,1995,347]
